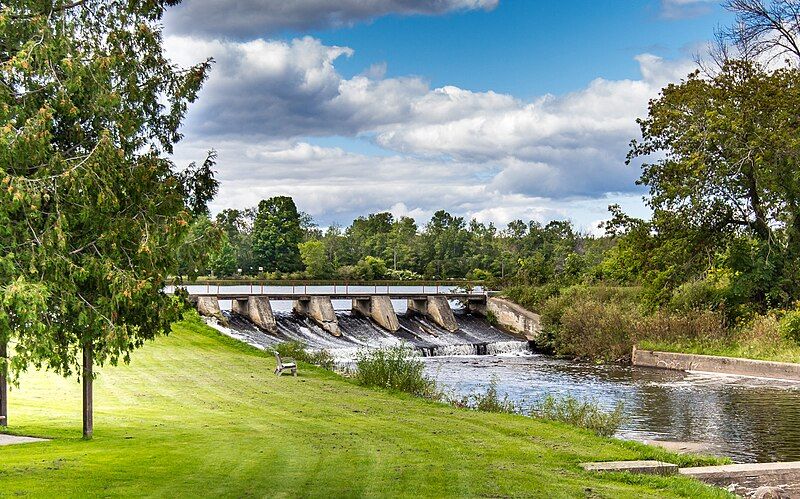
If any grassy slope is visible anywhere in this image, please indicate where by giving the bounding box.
[0,319,728,498]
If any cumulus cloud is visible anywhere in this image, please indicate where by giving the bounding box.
[167,35,694,203]
[164,0,498,38]
[170,137,635,230]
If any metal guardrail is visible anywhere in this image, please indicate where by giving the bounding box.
[168,282,487,298]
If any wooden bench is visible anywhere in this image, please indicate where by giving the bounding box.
[274,352,297,377]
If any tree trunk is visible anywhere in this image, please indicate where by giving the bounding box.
[0,341,7,427]
[82,343,93,439]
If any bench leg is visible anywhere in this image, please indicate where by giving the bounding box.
[275,367,281,376]
[292,367,297,377]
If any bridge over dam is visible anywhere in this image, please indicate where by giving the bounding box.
[185,286,541,342]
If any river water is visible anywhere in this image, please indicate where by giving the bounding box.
[194,285,800,464]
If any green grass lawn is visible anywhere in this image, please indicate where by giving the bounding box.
[0,318,729,498]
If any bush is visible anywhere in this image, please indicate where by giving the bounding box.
[779,310,800,344]
[635,310,727,345]
[354,347,437,398]
[466,268,493,281]
[556,298,636,361]
[354,256,388,280]
[274,341,335,370]
[531,395,624,437]
[503,284,561,311]
[669,279,723,312]
[386,269,424,281]
[738,313,781,344]
[449,377,517,414]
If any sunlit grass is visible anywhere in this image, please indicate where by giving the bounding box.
[0,318,728,497]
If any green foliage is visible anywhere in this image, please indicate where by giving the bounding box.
[386,269,423,280]
[273,341,334,370]
[354,256,388,280]
[210,237,238,277]
[466,268,493,281]
[0,0,213,380]
[354,347,437,398]
[252,196,304,273]
[629,60,800,310]
[449,377,517,414]
[779,310,800,345]
[298,240,330,279]
[531,395,625,437]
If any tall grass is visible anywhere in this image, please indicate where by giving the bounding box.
[531,395,625,437]
[448,377,517,413]
[352,347,627,438]
[274,341,335,370]
[353,347,438,398]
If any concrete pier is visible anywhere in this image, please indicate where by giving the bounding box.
[231,297,277,332]
[408,296,458,332]
[294,296,340,337]
[352,296,399,332]
[195,296,227,325]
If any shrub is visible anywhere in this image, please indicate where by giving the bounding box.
[503,284,561,310]
[635,310,727,345]
[669,278,724,312]
[531,395,624,437]
[555,298,637,361]
[466,268,493,281]
[274,341,335,370]
[470,377,517,413]
[738,313,781,344]
[449,377,517,414]
[354,256,388,280]
[354,347,437,398]
[386,269,423,281]
[779,310,800,344]
[336,265,357,280]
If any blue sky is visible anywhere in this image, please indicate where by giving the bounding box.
[313,1,729,96]
[163,0,731,232]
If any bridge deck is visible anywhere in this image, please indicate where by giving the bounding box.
[189,293,486,301]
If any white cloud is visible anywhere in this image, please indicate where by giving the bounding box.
[659,0,717,20]
[167,35,694,203]
[164,0,498,38]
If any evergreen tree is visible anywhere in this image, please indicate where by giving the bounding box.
[0,0,214,437]
[252,196,303,273]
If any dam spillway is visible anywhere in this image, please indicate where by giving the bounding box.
[218,308,531,361]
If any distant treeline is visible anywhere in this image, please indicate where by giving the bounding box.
[179,195,609,287]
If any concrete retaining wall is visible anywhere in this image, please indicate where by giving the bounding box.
[632,347,800,381]
[485,297,540,341]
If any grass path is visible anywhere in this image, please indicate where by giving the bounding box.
[0,318,729,498]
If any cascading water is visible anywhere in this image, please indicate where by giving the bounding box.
[213,307,531,362]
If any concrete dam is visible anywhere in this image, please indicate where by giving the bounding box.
[188,287,542,359]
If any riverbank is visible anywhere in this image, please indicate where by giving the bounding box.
[0,317,726,497]
[502,284,800,365]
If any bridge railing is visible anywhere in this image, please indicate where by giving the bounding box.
[167,281,487,297]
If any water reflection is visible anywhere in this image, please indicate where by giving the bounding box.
[424,355,800,463]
